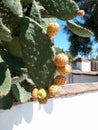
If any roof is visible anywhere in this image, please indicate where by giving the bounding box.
[72,57,90,63]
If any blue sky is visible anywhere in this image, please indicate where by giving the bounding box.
[54,19,98,58]
[54,19,70,52]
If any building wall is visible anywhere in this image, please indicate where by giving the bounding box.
[72,61,91,71]
[81,62,91,71]
[67,74,98,84]
[0,92,98,130]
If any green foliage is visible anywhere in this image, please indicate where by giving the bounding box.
[21,0,33,7]
[64,0,97,57]
[12,81,31,103]
[30,0,42,24]
[0,56,11,96]
[38,0,79,20]
[0,21,12,41]
[0,93,13,109]
[2,37,23,58]
[20,17,55,88]
[0,0,94,109]
[0,0,23,32]
[67,20,94,37]
[0,50,25,69]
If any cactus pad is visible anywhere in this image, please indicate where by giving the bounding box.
[12,82,31,103]
[0,49,25,69]
[30,0,42,24]
[0,93,13,109]
[20,17,55,88]
[0,0,23,32]
[0,56,11,96]
[2,37,23,58]
[38,0,79,20]
[67,20,94,37]
[0,21,12,41]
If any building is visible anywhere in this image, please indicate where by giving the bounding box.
[72,57,91,71]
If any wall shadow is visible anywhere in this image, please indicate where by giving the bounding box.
[0,102,33,130]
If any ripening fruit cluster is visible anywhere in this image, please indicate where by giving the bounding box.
[31,23,71,104]
[32,87,48,104]
[48,53,71,98]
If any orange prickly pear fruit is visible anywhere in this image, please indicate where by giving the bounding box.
[31,87,39,100]
[54,53,69,67]
[37,88,47,99]
[47,22,60,37]
[48,85,60,98]
[77,10,85,17]
[54,75,67,86]
[56,64,71,75]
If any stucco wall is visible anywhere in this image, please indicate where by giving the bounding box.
[0,91,98,130]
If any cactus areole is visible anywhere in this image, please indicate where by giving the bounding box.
[0,0,94,109]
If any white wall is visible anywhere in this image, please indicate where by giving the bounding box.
[82,62,91,71]
[73,61,91,71]
[0,92,98,130]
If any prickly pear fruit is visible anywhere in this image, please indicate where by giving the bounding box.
[37,88,47,99]
[48,85,60,98]
[56,64,71,75]
[31,87,39,100]
[47,22,60,37]
[77,10,85,17]
[54,53,69,67]
[54,75,67,86]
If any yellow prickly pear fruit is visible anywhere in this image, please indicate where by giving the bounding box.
[31,87,39,100]
[54,75,67,86]
[48,85,60,98]
[56,64,71,75]
[47,22,60,37]
[37,88,47,99]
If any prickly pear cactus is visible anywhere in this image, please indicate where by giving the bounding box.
[0,0,94,109]
[20,17,55,88]
[0,21,12,41]
[67,20,94,37]
[38,0,79,20]
[0,0,23,33]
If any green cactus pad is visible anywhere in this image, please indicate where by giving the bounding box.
[12,82,31,103]
[2,37,23,58]
[0,93,13,110]
[67,20,94,37]
[38,0,79,20]
[0,56,11,96]
[20,17,55,88]
[0,21,12,41]
[0,50,25,69]
[0,0,23,32]
[30,0,42,24]
[21,0,32,7]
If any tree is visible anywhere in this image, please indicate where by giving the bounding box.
[64,0,98,57]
